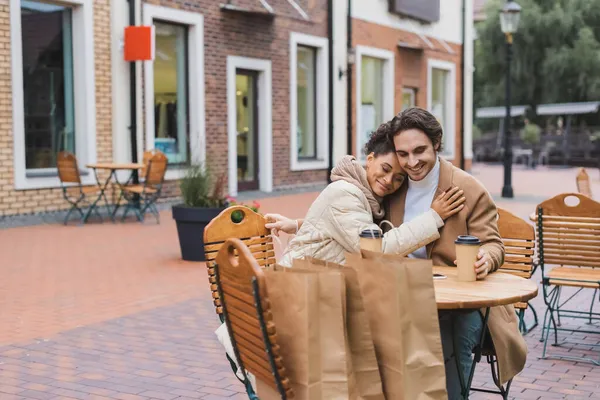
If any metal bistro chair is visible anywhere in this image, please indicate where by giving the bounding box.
[120,150,168,223]
[57,151,103,225]
[214,238,293,399]
[536,193,600,365]
[204,206,277,397]
[497,208,539,334]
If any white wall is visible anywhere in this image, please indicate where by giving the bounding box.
[463,0,475,163]
[332,0,349,164]
[352,0,465,44]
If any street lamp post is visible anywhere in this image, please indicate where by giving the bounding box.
[500,0,521,198]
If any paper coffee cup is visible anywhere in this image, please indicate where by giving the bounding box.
[359,228,383,252]
[455,235,481,282]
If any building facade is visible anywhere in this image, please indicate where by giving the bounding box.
[0,0,474,217]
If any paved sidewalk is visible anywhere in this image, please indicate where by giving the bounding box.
[1,163,600,399]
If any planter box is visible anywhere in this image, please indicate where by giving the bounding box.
[172,204,226,262]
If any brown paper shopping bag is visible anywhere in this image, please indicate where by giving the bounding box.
[263,265,358,400]
[345,251,448,400]
[293,258,384,400]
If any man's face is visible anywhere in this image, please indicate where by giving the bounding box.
[392,128,439,182]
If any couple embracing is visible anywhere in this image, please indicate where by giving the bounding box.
[267,107,526,399]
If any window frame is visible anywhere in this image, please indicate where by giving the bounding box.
[355,45,395,161]
[11,0,97,190]
[143,4,205,181]
[289,32,329,171]
[427,58,456,160]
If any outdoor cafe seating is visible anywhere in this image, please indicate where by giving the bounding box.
[203,206,540,399]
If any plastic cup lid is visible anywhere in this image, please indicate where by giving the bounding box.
[455,235,481,245]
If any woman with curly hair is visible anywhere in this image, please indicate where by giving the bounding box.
[269,119,466,266]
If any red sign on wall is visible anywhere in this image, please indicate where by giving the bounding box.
[124,26,154,61]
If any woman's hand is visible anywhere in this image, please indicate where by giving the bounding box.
[474,248,492,280]
[264,214,301,236]
[431,187,466,220]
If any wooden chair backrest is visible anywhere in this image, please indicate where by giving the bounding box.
[497,208,536,278]
[215,238,293,399]
[536,193,600,268]
[141,150,156,180]
[204,206,275,315]
[145,151,168,186]
[56,151,81,184]
[576,167,593,199]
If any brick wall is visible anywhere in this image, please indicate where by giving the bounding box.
[0,1,112,216]
[352,18,464,168]
[145,0,329,194]
[1,0,331,217]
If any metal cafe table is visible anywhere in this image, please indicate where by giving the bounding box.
[433,266,538,400]
[85,162,145,222]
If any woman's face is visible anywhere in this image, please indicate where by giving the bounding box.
[366,152,405,197]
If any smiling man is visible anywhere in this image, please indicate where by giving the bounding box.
[384,107,526,399]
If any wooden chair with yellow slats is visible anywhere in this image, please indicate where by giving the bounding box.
[57,151,104,225]
[497,207,539,334]
[535,193,600,365]
[120,150,168,223]
[214,238,292,399]
[204,206,276,318]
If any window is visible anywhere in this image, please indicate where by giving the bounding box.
[142,4,205,181]
[427,59,456,159]
[355,46,394,160]
[11,0,96,189]
[21,1,74,170]
[296,45,316,159]
[153,21,189,165]
[289,32,329,171]
[402,88,416,110]
[360,56,384,151]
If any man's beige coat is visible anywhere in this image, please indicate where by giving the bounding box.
[385,157,527,384]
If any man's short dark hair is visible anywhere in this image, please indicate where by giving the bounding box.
[387,107,444,150]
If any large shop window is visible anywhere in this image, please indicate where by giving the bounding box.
[153,21,189,165]
[289,32,329,171]
[21,0,74,170]
[428,60,456,159]
[296,45,317,159]
[360,56,384,153]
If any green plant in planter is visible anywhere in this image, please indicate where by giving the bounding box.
[520,123,541,146]
[179,164,227,208]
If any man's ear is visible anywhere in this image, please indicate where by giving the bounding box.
[434,142,441,152]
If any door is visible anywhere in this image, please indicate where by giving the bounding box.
[236,69,259,191]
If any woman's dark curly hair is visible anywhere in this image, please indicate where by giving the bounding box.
[364,121,396,156]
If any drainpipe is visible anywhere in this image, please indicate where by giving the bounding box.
[128,0,139,184]
[346,0,353,156]
[327,0,334,183]
[460,0,466,170]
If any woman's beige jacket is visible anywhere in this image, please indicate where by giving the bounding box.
[278,180,443,266]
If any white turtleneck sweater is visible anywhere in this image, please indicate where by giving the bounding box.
[405,156,442,259]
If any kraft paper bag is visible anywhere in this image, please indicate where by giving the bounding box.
[293,257,384,400]
[345,251,448,400]
[261,265,358,400]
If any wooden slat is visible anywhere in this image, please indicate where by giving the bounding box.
[543,248,600,258]
[544,257,600,268]
[504,247,534,256]
[547,267,600,288]
[542,227,600,236]
[498,270,531,278]
[540,232,600,242]
[500,263,534,272]
[541,220,600,229]
[540,238,600,248]
[205,240,274,256]
[540,215,600,224]
[514,302,528,309]
[503,239,534,249]
[221,290,262,318]
[505,254,532,263]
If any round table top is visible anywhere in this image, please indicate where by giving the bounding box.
[433,266,538,310]
[86,163,144,170]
